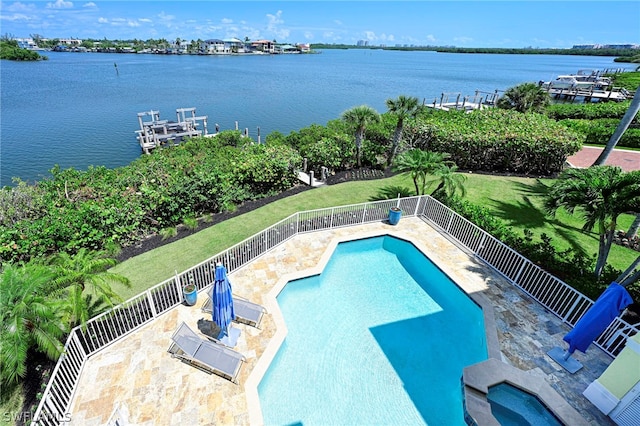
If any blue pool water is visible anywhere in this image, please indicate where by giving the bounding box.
[488,383,563,426]
[257,236,488,425]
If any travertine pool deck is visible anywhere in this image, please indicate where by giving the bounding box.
[68,217,614,425]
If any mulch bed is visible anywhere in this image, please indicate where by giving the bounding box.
[116,168,393,263]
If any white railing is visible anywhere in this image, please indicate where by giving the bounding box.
[33,195,637,424]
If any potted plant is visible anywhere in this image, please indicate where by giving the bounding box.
[389,206,402,225]
[183,283,198,306]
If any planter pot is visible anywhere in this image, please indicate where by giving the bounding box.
[183,285,198,306]
[389,207,402,225]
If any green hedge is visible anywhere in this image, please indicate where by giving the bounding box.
[407,109,582,175]
[0,135,301,263]
[559,119,640,148]
[545,101,635,121]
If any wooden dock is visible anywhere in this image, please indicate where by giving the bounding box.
[135,107,210,154]
[425,90,501,112]
[541,86,631,102]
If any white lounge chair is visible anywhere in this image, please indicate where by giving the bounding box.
[202,288,267,329]
[167,321,245,383]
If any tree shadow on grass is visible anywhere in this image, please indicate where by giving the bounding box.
[485,179,594,255]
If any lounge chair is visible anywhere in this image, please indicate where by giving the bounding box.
[202,288,267,329]
[167,321,245,383]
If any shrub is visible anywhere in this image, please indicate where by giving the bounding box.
[407,109,582,175]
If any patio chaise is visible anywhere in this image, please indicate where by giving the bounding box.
[167,321,246,383]
[202,288,267,329]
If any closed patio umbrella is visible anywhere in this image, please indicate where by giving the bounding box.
[212,262,237,344]
[548,282,633,373]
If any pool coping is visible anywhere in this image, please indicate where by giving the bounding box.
[244,229,503,426]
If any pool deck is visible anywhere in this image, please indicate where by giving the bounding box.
[67,217,614,425]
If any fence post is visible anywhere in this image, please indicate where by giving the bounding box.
[446,210,455,232]
[512,258,528,284]
[413,196,421,216]
[146,291,158,318]
[330,208,335,228]
[362,203,367,223]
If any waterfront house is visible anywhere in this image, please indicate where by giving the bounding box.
[277,44,299,54]
[201,39,226,54]
[223,37,246,53]
[251,40,276,53]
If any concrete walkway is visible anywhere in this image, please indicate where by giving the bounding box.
[67,218,614,425]
[567,146,640,171]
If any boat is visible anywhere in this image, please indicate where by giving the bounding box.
[543,71,611,91]
[135,107,210,154]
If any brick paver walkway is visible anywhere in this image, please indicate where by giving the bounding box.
[567,146,640,171]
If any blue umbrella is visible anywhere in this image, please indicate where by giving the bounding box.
[563,281,633,355]
[212,263,236,339]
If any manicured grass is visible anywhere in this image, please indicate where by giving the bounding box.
[459,173,636,269]
[111,173,636,299]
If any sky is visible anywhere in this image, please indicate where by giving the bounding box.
[1,1,639,48]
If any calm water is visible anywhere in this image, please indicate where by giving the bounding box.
[0,49,634,186]
[257,236,487,425]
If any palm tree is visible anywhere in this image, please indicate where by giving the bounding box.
[385,95,421,166]
[0,263,66,387]
[593,89,640,165]
[393,149,453,195]
[496,82,550,113]
[341,105,380,167]
[545,166,640,278]
[49,249,131,328]
[429,164,467,199]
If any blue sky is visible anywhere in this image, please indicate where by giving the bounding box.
[1,1,638,48]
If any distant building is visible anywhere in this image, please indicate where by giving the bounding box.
[572,43,639,49]
[15,38,37,49]
[357,40,369,47]
[59,38,82,46]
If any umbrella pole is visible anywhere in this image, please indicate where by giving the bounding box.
[562,349,574,361]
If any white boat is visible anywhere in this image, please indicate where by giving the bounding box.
[544,72,611,91]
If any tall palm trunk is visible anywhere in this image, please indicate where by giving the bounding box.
[355,129,364,167]
[627,213,640,239]
[617,255,640,287]
[388,121,403,166]
[593,89,640,165]
[595,225,616,278]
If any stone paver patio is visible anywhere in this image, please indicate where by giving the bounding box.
[68,217,614,425]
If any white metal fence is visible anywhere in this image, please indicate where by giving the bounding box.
[33,195,637,425]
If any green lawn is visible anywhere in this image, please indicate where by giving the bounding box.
[111,173,637,299]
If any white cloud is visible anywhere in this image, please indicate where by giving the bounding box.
[0,13,32,22]
[453,36,473,44]
[304,31,313,40]
[47,0,73,9]
[221,18,233,24]
[138,18,152,23]
[266,10,289,40]
[333,20,342,26]
[127,20,139,27]
[426,35,436,43]
[364,31,376,41]
[5,2,37,12]
[97,17,107,23]
[82,2,96,7]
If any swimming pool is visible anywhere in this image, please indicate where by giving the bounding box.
[257,235,488,425]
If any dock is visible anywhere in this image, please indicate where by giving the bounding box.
[541,86,631,102]
[135,107,210,154]
[425,90,501,112]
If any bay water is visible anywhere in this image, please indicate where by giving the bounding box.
[0,49,634,186]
